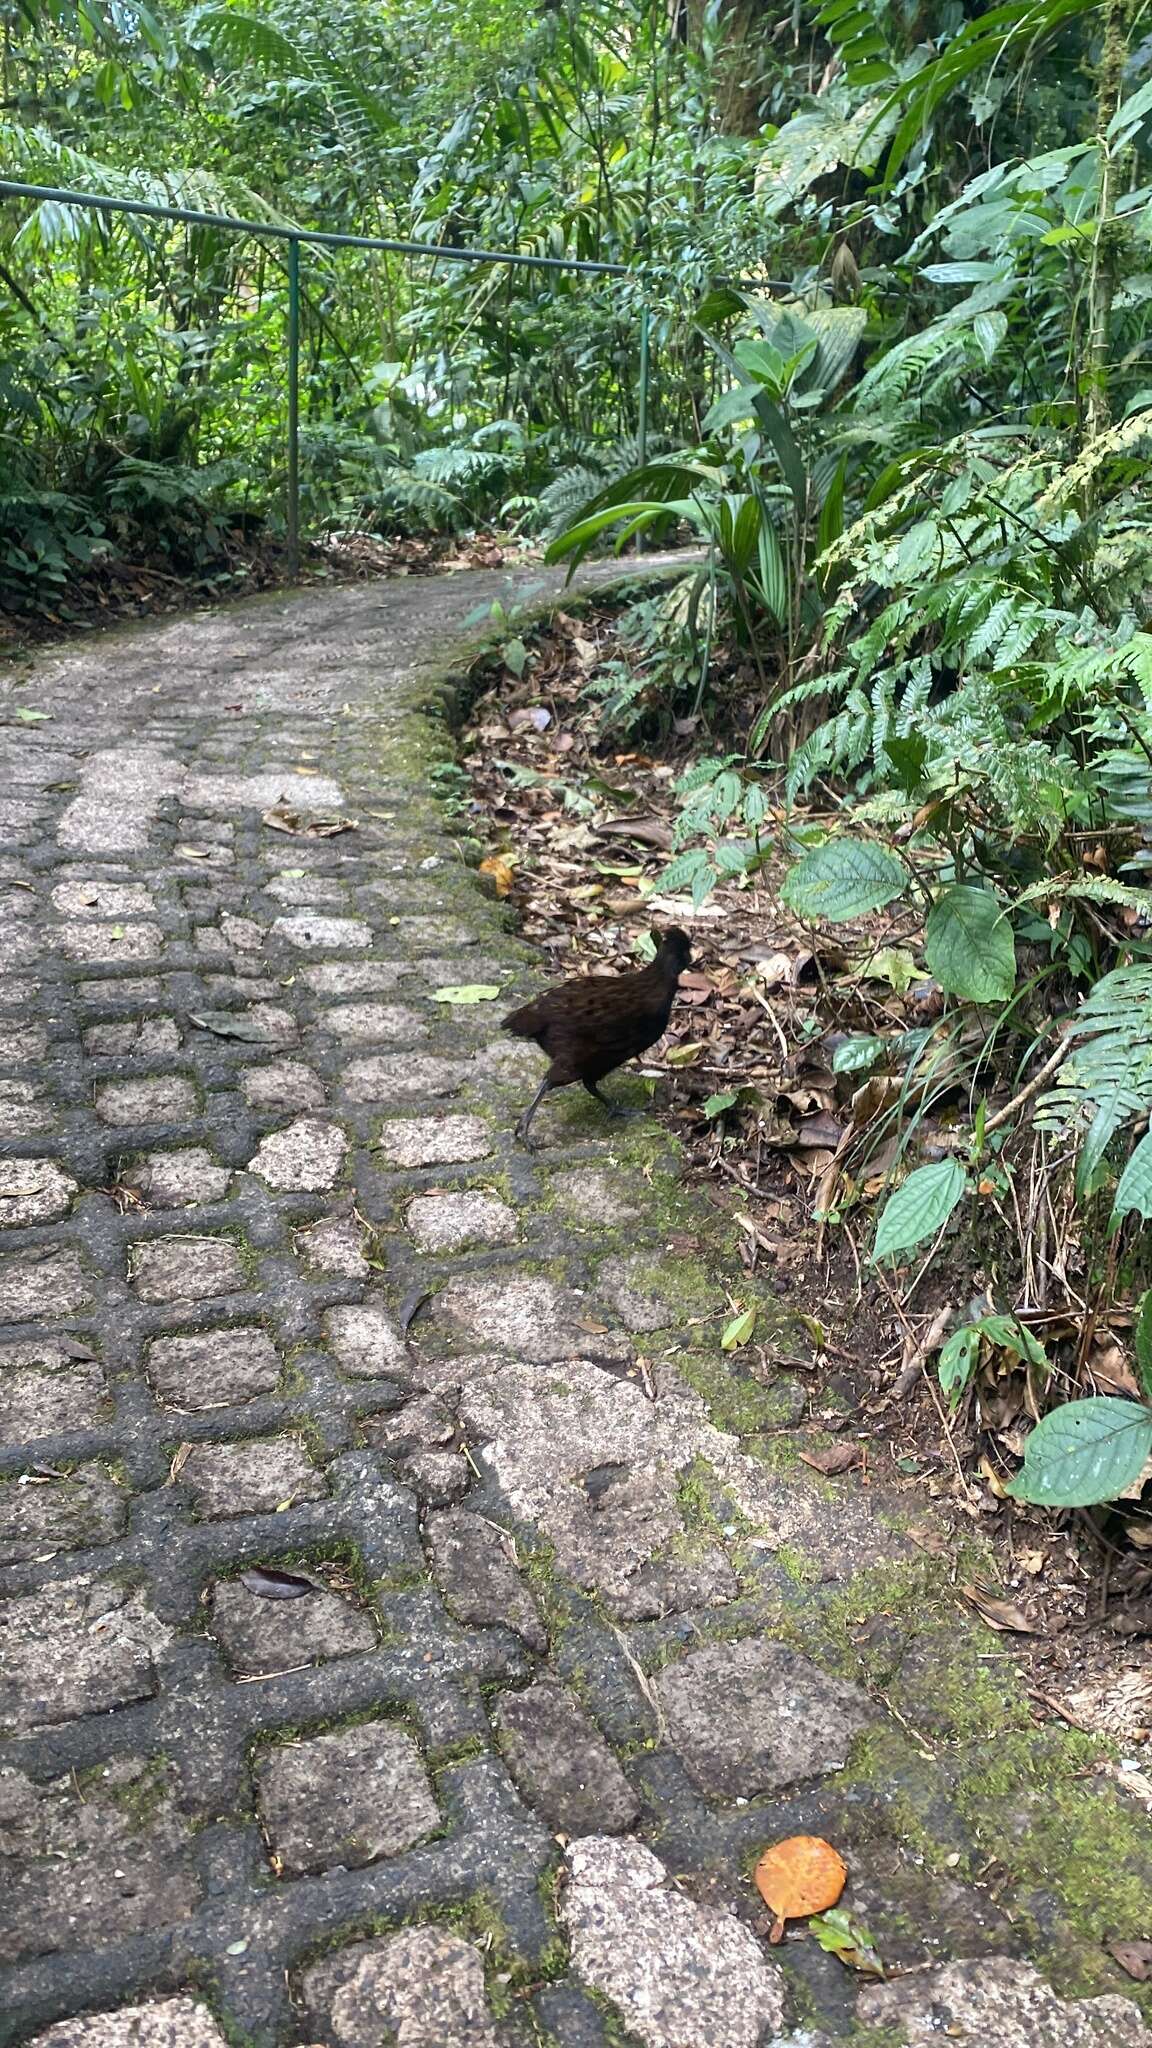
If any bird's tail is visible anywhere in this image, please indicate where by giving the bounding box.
[502,997,544,1037]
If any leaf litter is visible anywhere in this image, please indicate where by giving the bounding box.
[460,596,1152,1736]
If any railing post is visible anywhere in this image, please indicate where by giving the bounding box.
[287,233,300,576]
[636,302,650,555]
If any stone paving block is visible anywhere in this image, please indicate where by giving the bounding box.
[192,1003,298,1047]
[126,1148,232,1208]
[186,769,344,812]
[427,1508,547,1652]
[77,974,163,1004]
[56,919,166,963]
[271,913,371,952]
[300,1927,502,2048]
[265,873,347,905]
[202,974,282,1002]
[363,1393,455,1454]
[180,1436,326,1518]
[26,1996,233,2048]
[256,1719,439,1875]
[598,1251,720,1333]
[652,1639,874,1800]
[323,1002,427,1042]
[209,1574,377,1677]
[403,1449,470,1506]
[550,1166,643,1225]
[218,913,266,953]
[437,1273,630,1365]
[130,1236,248,1303]
[301,960,409,994]
[0,1248,92,1322]
[251,1116,348,1190]
[375,1115,493,1167]
[51,879,156,917]
[323,1301,412,1381]
[0,1336,108,1446]
[857,1957,1152,2047]
[562,1835,787,2048]
[145,1324,281,1407]
[0,1079,55,1134]
[493,1680,639,1835]
[0,1758,201,1967]
[0,1580,171,1734]
[96,1075,198,1126]
[343,1052,468,1101]
[459,1359,741,1618]
[295,1211,370,1277]
[0,1156,77,1224]
[84,1018,182,1057]
[0,925,40,968]
[239,1058,326,1111]
[0,1463,127,1564]
[0,1022,49,1064]
[405,1190,517,1251]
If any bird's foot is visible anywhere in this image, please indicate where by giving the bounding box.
[513,1118,539,1151]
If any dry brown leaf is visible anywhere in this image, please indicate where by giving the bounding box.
[754,1835,847,1944]
[799,1442,862,1476]
[961,1583,1042,1634]
[1108,1941,1152,1982]
[597,816,673,851]
[262,806,355,838]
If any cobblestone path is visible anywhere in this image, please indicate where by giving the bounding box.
[3,570,1152,2048]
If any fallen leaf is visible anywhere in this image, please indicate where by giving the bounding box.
[597,816,673,851]
[799,1442,861,1476]
[721,1306,757,1350]
[398,1286,430,1335]
[14,706,52,723]
[508,705,551,731]
[190,1011,282,1043]
[1108,1941,1152,1982]
[754,1836,847,1944]
[479,856,514,899]
[239,1567,316,1600]
[430,984,502,1004]
[808,1907,885,1976]
[665,1041,707,1067]
[962,1583,1042,1634]
[262,806,354,837]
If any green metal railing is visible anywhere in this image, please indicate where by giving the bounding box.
[0,177,653,573]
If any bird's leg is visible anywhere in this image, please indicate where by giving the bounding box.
[583,1079,635,1121]
[515,1077,554,1148]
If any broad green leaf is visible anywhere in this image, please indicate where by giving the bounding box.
[882,733,927,795]
[721,1305,757,1350]
[938,1313,1047,1404]
[938,1324,981,1401]
[924,885,1015,1004]
[502,637,528,678]
[430,984,502,1004]
[856,945,917,993]
[1007,1398,1152,1509]
[832,1035,886,1075]
[1111,1128,1152,1228]
[1136,1290,1152,1403]
[704,1090,739,1118]
[782,840,907,924]
[873,1158,967,1265]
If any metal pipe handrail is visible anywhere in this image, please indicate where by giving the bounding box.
[0,178,632,274]
[0,176,647,569]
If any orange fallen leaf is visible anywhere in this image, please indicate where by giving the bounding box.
[478,855,514,899]
[754,1835,847,1943]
